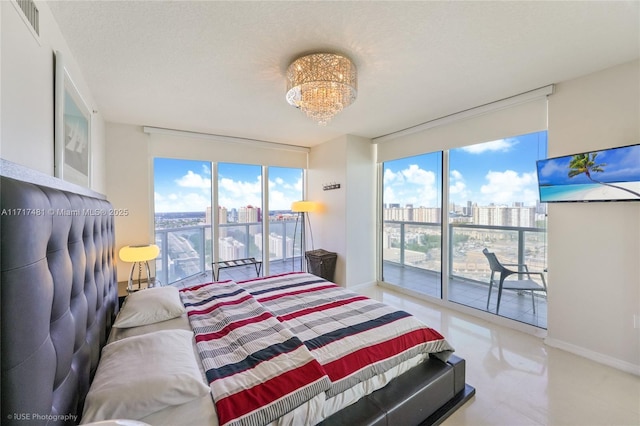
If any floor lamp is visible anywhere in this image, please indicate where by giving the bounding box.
[119,244,161,292]
[291,201,317,271]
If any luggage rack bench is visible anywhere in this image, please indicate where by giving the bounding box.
[212,257,262,281]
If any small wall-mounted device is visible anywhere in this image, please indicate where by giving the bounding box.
[323,182,341,191]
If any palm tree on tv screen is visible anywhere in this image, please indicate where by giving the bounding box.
[568,152,640,197]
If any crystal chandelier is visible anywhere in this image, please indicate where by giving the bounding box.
[286,53,357,125]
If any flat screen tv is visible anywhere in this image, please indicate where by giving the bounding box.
[536,143,640,203]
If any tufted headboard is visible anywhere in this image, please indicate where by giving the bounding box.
[1,160,119,425]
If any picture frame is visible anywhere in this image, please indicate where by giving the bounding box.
[55,51,91,187]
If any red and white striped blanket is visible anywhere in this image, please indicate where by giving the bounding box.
[179,280,331,426]
[239,272,454,397]
[181,273,454,426]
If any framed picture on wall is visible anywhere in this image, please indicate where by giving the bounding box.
[54,50,91,188]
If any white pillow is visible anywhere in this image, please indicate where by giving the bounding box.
[113,286,186,328]
[82,330,210,423]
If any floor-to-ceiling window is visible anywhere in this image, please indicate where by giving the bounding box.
[267,167,304,274]
[379,131,548,328]
[153,158,212,285]
[382,152,443,298]
[154,158,304,285]
[447,131,548,328]
[217,162,263,262]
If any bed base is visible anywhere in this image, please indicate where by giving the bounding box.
[320,354,475,426]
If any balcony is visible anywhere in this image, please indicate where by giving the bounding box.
[383,221,547,328]
[154,220,302,285]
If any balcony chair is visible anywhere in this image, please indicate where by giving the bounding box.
[482,248,547,314]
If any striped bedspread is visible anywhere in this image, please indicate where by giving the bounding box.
[179,281,331,426]
[239,272,454,397]
[181,273,454,426]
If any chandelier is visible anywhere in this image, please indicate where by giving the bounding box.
[286,53,357,125]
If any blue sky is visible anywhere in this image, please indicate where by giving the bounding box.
[154,131,547,213]
[537,144,640,186]
[384,131,547,207]
[154,158,302,213]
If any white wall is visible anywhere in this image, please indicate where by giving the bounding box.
[308,134,376,287]
[0,1,106,192]
[105,123,153,283]
[545,60,640,375]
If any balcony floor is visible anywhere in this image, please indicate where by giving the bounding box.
[382,261,547,329]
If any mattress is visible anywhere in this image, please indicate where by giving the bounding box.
[91,273,455,426]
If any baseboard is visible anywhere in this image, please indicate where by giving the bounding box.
[347,280,378,292]
[544,337,640,376]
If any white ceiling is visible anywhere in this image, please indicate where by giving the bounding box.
[47,1,640,148]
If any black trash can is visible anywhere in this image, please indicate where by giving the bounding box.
[305,249,337,282]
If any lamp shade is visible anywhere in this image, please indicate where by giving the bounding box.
[291,201,318,213]
[119,244,160,262]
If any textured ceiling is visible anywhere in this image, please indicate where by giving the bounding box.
[47,1,640,147]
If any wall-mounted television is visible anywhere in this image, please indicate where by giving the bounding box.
[536,143,640,203]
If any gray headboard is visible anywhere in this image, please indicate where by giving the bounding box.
[1,161,118,425]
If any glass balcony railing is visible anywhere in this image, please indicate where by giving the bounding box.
[383,221,547,285]
[383,221,548,328]
[155,220,300,285]
[449,223,547,285]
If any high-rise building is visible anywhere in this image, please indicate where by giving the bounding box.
[238,205,261,223]
[219,236,244,260]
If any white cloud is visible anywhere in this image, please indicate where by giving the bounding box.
[268,175,303,210]
[480,170,538,205]
[384,165,438,207]
[175,171,211,189]
[538,159,564,178]
[450,170,464,180]
[154,191,210,213]
[218,176,262,208]
[462,139,516,154]
[383,168,404,185]
[448,170,469,204]
[269,190,292,210]
[402,164,436,186]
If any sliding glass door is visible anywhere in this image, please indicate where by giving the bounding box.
[267,167,304,274]
[447,131,548,327]
[379,131,548,328]
[154,158,304,285]
[217,163,263,263]
[381,152,443,298]
[153,158,212,285]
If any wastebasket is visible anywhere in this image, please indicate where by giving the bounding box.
[305,249,337,282]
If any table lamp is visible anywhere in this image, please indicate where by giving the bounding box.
[119,244,160,292]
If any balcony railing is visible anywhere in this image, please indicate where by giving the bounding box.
[383,221,548,287]
[155,220,301,285]
[383,221,548,328]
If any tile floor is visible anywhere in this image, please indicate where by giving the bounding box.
[358,285,640,426]
[172,266,639,426]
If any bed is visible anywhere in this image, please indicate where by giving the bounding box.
[1,160,474,426]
